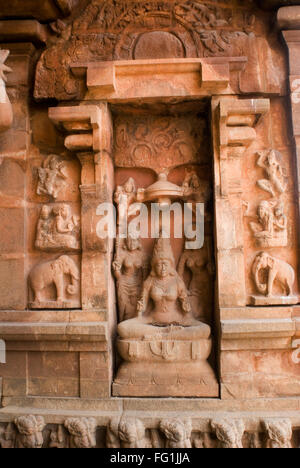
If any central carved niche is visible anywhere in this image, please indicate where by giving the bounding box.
[111,103,218,397]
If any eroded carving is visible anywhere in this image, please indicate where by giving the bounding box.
[251,252,296,304]
[114,235,218,397]
[178,241,214,323]
[159,419,192,448]
[0,423,16,448]
[0,49,13,132]
[113,234,148,322]
[114,115,207,172]
[49,425,69,448]
[114,177,137,228]
[64,418,97,448]
[35,204,80,251]
[249,200,287,248]
[256,150,287,197]
[211,419,245,449]
[29,255,80,308]
[14,416,45,449]
[263,419,292,449]
[35,0,271,101]
[106,417,151,448]
[37,155,68,199]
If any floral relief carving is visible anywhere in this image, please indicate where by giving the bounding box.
[114,115,207,172]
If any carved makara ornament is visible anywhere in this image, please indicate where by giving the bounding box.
[0,49,13,132]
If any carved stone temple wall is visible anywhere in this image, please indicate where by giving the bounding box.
[1,0,300,448]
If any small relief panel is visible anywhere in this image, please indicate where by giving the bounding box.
[36,154,68,200]
[250,252,297,306]
[28,255,81,309]
[35,203,81,252]
[29,152,81,204]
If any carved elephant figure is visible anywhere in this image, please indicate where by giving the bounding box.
[29,255,80,303]
[252,252,295,297]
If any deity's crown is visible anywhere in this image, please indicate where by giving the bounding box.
[152,234,175,268]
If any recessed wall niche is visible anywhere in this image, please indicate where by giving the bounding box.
[112,103,217,397]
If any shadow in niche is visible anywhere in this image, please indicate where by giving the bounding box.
[110,99,219,398]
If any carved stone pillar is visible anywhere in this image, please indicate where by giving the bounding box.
[212,97,270,307]
[49,103,115,398]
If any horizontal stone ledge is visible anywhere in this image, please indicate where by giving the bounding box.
[0,310,107,323]
[220,307,294,320]
[2,405,300,432]
[0,322,108,341]
[221,318,295,340]
[5,396,300,414]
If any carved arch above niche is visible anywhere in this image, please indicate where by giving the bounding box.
[34,0,284,101]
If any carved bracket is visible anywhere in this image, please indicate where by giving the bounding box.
[49,103,112,157]
[216,98,270,197]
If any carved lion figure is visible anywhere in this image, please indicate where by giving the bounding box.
[14,415,45,449]
[106,417,151,448]
[64,417,97,449]
[159,419,192,448]
[263,419,292,449]
[211,419,245,449]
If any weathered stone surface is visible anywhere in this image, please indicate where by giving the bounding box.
[0,0,299,448]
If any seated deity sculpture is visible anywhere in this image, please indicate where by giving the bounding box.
[118,235,211,341]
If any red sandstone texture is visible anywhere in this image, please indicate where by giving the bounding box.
[0,0,299,448]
